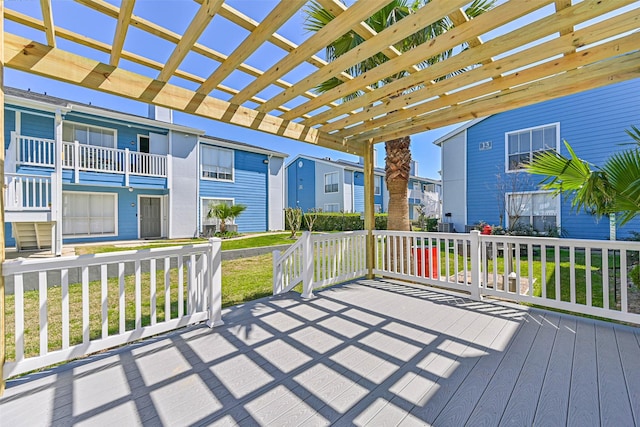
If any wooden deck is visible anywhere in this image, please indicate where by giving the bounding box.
[2,278,640,426]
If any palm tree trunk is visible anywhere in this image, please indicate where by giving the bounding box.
[385,136,411,231]
[385,136,412,273]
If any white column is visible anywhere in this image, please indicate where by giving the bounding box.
[54,110,63,256]
[301,231,314,299]
[73,140,80,183]
[469,230,482,300]
[206,238,224,328]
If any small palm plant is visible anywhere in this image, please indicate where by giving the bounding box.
[526,126,640,225]
[208,203,247,234]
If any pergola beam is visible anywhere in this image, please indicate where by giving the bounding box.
[229,0,391,106]
[354,50,640,144]
[3,33,361,155]
[330,7,640,138]
[157,0,224,82]
[109,0,135,66]
[197,0,306,95]
[39,0,56,47]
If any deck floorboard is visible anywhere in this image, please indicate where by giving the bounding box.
[1,278,639,426]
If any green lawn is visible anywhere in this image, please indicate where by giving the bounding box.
[4,253,274,361]
[75,232,298,255]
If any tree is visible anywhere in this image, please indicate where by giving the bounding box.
[526,128,640,226]
[304,0,495,231]
[208,203,247,234]
[492,169,532,229]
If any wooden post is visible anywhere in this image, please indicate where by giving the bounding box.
[206,238,224,328]
[469,230,482,301]
[1,0,6,395]
[363,141,375,279]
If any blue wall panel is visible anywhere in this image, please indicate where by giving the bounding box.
[199,150,269,232]
[466,79,640,239]
[286,158,316,211]
[21,112,55,139]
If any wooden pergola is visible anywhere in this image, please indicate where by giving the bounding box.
[0,0,639,391]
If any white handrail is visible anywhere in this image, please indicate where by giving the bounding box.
[3,239,223,379]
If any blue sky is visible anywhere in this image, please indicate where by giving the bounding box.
[6,1,634,177]
[3,0,469,178]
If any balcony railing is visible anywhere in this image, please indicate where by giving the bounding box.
[4,173,53,211]
[13,134,167,177]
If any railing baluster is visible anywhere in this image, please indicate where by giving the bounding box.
[602,249,609,310]
[585,247,592,307]
[61,268,70,349]
[135,260,142,329]
[150,258,157,325]
[555,246,561,301]
[82,266,90,343]
[15,274,25,362]
[620,249,628,313]
[570,246,576,304]
[101,264,108,339]
[178,255,184,317]
[541,244,547,299]
[528,244,534,297]
[165,257,171,321]
[119,262,125,334]
[39,271,48,356]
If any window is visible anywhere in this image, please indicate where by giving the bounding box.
[324,172,339,193]
[201,145,233,181]
[324,203,340,212]
[507,124,558,170]
[139,135,150,153]
[62,192,117,237]
[423,183,436,192]
[201,198,233,231]
[63,122,116,148]
[507,192,558,233]
[374,176,382,195]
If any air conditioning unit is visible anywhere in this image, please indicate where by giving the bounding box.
[437,222,452,233]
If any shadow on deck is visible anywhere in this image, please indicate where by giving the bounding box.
[2,278,639,426]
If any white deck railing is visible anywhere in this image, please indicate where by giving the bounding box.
[2,240,223,379]
[374,230,640,324]
[273,231,368,297]
[13,134,167,177]
[4,173,53,211]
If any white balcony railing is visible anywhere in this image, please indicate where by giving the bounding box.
[13,134,167,178]
[2,239,223,379]
[4,173,53,211]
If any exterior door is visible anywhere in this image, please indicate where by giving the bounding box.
[140,197,162,238]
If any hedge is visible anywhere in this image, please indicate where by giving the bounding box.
[286,212,387,232]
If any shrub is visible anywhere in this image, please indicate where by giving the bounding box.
[285,211,387,231]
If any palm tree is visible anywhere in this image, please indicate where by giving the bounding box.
[526,127,640,226]
[208,203,247,234]
[304,0,495,230]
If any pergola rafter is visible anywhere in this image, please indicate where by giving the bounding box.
[0,0,637,153]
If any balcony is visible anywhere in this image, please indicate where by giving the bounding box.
[12,133,167,179]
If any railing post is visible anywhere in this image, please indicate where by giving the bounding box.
[124,148,130,187]
[206,237,224,328]
[301,231,314,299]
[7,131,17,173]
[272,249,282,295]
[470,230,482,300]
[73,140,80,183]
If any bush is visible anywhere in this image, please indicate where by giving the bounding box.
[630,264,640,289]
[285,211,387,231]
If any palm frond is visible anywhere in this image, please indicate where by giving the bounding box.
[623,125,640,147]
[602,149,640,224]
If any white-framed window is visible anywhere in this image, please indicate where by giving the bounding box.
[62,122,116,148]
[62,191,117,237]
[506,123,559,171]
[324,203,340,212]
[507,192,558,233]
[138,134,150,153]
[201,198,234,231]
[324,172,339,193]
[201,145,233,181]
[374,176,382,195]
[423,183,436,192]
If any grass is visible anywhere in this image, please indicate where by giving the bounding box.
[4,253,274,361]
[74,232,298,255]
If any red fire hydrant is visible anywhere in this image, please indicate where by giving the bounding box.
[481,224,492,235]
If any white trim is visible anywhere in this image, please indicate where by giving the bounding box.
[62,120,118,149]
[505,122,560,173]
[324,171,340,194]
[61,191,118,238]
[5,106,56,119]
[137,195,166,239]
[200,144,235,182]
[5,94,73,115]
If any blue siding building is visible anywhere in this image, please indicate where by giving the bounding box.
[3,87,287,252]
[285,155,441,219]
[436,78,640,239]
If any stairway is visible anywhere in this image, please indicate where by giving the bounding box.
[12,222,54,251]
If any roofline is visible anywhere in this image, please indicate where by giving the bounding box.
[432,117,489,146]
[5,90,206,135]
[200,135,288,158]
